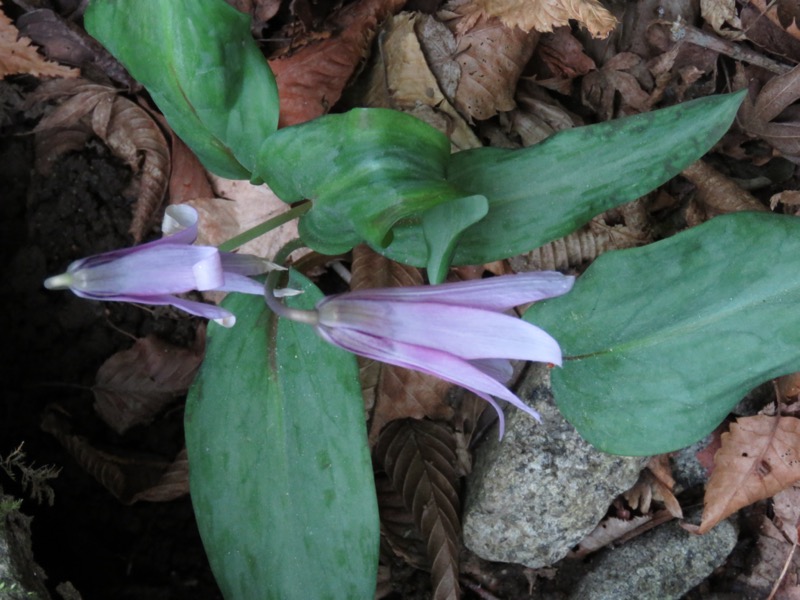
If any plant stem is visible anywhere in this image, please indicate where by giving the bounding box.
[218,201,311,253]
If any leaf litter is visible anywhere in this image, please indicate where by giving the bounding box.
[13,0,800,596]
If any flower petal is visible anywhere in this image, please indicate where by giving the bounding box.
[161,204,200,245]
[73,292,237,326]
[315,325,541,437]
[68,244,224,297]
[318,299,563,365]
[219,252,283,276]
[339,272,574,310]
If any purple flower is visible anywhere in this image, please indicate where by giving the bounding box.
[269,272,574,436]
[44,205,278,326]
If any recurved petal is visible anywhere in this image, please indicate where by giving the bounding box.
[69,292,237,326]
[68,244,224,296]
[339,271,574,310]
[315,325,541,436]
[160,204,200,245]
[317,299,563,365]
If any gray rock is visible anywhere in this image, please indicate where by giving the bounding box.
[462,364,647,568]
[565,514,738,600]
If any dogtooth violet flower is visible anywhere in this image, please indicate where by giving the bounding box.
[44,205,284,327]
[264,271,575,436]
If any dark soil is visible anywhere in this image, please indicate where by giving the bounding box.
[0,91,222,599]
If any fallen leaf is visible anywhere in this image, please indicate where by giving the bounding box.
[681,159,767,216]
[130,447,190,502]
[701,0,744,40]
[168,133,215,203]
[351,247,455,444]
[268,0,406,126]
[93,334,204,435]
[41,406,173,504]
[694,415,800,534]
[581,51,652,119]
[448,0,616,38]
[31,79,170,241]
[362,12,480,150]
[569,515,653,558]
[739,64,800,162]
[532,26,596,84]
[0,1,78,79]
[375,419,461,600]
[441,2,538,121]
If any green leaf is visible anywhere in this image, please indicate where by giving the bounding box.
[85,0,279,179]
[383,91,746,267]
[525,212,800,456]
[256,108,465,255]
[422,194,488,283]
[185,273,378,599]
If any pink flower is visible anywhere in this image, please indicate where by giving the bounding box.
[44,205,278,326]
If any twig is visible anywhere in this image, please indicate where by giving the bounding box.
[665,19,792,75]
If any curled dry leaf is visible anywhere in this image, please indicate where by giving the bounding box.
[375,419,461,600]
[268,0,406,126]
[32,79,170,241]
[351,246,455,444]
[580,51,652,120]
[441,1,538,121]
[509,202,651,272]
[93,333,204,435]
[362,12,480,150]
[739,64,800,163]
[41,406,173,504]
[700,0,744,40]
[681,159,767,216]
[130,447,190,503]
[449,0,616,38]
[624,455,682,519]
[693,415,800,534]
[569,515,653,558]
[0,0,78,79]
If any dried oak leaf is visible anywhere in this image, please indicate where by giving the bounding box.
[350,246,455,445]
[375,419,461,600]
[93,333,204,435]
[449,0,616,38]
[268,0,406,126]
[0,1,78,79]
[692,415,800,534]
[441,1,537,121]
[32,79,170,241]
[700,0,744,40]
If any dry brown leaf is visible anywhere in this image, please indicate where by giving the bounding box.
[624,455,683,519]
[225,0,281,26]
[0,1,78,79]
[569,515,653,558]
[581,51,652,120]
[350,247,455,444]
[268,0,406,126]
[188,174,299,260]
[749,0,800,43]
[533,26,596,83]
[130,447,190,502]
[32,79,170,241]
[93,334,204,435]
[700,0,744,40]
[694,415,800,534]
[739,65,800,162]
[681,159,767,216]
[167,132,215,203]
[773,486,800,545]
[362,12,480,150]
[449,0,616,38]
[41,406,173,504]
[509,202,651,272]
[375,419,461,600]
[442,4,538,121]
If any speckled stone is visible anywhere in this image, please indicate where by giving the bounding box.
[565,513,738,600]
[462,364,647,568]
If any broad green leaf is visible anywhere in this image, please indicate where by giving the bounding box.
[422,194,488,283]
[383,91,746,267]
[85,0,279,179]
[525,212,800,456]
[185,273,378,599]
[256,108,464,257]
